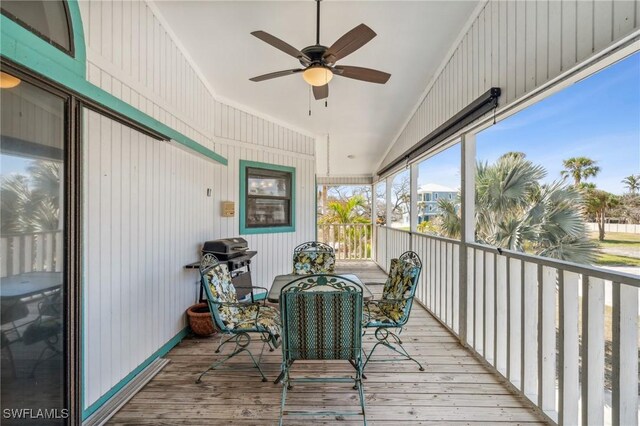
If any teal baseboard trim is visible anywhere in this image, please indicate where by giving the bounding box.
[81,327,189,420]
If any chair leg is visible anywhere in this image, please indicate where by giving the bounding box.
[363,327,424,372]
[279,370,289,426]
[215,334,238,353]
[196,332,269,383]
[349,359,367,381]
[354,358,367,424]
[274,360,294,384]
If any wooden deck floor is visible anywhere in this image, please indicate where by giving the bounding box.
[110,261,548,425]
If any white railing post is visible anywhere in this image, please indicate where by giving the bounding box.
[522,262,538,399]
[582,276,605,426]
[459,134,475,346]
[611,282,638,426]
[559,271,580,426]
[538,266,556,419]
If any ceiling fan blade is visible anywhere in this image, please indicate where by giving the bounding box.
[251,31,311,62]
[249,69,304,82]
[323,24,376,64]
[313,84,329,100]
[334,66,391,84]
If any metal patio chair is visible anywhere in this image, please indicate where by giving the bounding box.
[278,274,366,425]
[196,256,281,384]
[362,251,424,371]
[292,241,335,275]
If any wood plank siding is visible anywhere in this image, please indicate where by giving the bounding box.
[108,261,548,425]
[82,109,316,412]
[78,1,317,413]
[379,0,640,171]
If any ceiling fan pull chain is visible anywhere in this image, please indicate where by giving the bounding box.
[309,85,312,116]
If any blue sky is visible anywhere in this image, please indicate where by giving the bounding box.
[1,154,31,176]
[417,144,461,190]
[418,51,639,195]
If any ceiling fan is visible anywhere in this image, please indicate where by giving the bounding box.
[249,0,391,100]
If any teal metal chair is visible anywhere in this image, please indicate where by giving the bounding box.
[292,241,336,275]
[279,274,366,425]
[196,256,281,384]
[363,251,424,371]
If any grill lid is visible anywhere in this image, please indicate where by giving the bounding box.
[202,238,249,259]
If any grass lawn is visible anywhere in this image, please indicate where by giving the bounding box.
[590,231,640,267]
[595,253,640,267]
[590,231,640,246]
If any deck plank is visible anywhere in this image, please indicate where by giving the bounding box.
[109,261,548,425]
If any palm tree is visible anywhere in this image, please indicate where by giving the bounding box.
[585,189,620,241]
[561,157,600,187]
[318,195,371,258]
[319,195,369,225]
[622,174,640,195]
[1,160,61,233]
[1,160,62,271]
[434,152,596,264]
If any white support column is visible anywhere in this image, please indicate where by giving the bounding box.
[410,162,419,233]
[385,175,393,227]
[371,183,377,261]
[459,134,476,346]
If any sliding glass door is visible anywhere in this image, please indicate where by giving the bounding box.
[1,70,69,423]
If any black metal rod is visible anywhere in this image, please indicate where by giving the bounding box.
[377,87,501,177]
[316,0,321,45]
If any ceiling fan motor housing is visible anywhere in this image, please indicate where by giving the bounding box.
[300,45,331,67]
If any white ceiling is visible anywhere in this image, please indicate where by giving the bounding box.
[153,1,479,177]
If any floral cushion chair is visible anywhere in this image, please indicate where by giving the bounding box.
[196,256,281,384]
[292,241,336,275]
[362,251,424,371]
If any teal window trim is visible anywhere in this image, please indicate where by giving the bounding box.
[239,160,296,235]
[0,0,226,166]
[81,327,188,420]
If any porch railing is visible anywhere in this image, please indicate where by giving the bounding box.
[317,223,372,260]
[375,225,639,425]
[0,230,63,277]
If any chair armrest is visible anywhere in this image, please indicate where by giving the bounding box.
[366,295,413,304]
[234,285,269,305]
[209,300,262,309]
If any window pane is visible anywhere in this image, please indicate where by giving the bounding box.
[247,198,290,227]
[2,1,72,53]
[390,170,410,229]
[475,52,639,269]
[1,73,66,418]
[248,176,288,197]
[416,144,461,238]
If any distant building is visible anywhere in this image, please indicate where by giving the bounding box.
[417,183,458,222]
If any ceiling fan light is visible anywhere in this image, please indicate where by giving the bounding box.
[303,66,333,86]
[0,71,21,89]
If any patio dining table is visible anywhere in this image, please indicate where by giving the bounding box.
[267,273,373,303]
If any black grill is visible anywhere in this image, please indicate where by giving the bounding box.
[199,237,257,300]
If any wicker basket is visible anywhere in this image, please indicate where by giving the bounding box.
[186,303,217,336]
